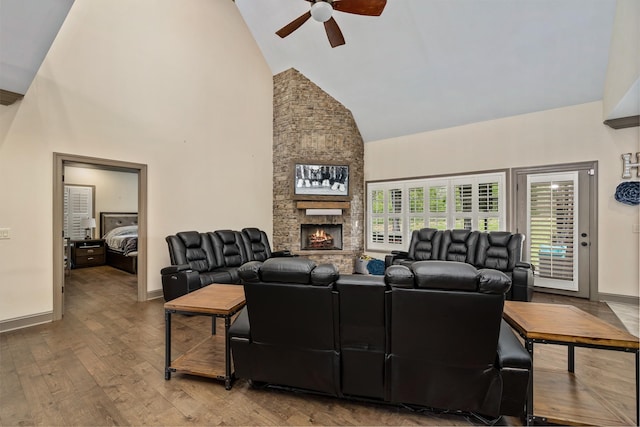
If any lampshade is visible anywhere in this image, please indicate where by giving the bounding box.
[311,1,333,22]
[80,218,96,229]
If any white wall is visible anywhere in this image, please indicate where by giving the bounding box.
[0,0,273,322]
[365,101,640,298]
[64,166,139,237]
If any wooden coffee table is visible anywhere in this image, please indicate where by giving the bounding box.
[503,301,639,426]
[164,284,246,389]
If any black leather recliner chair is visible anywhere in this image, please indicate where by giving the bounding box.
[208,230,249,284]
[229,258,341,395]
[475,232,534,302]
[392,227,442,267]
[439,229,479,264]
[385,261,530,418]
[241,227,292,261]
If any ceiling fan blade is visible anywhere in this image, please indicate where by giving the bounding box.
[276,11,312,38]
[324,17,345,48]
[332,0,387,16]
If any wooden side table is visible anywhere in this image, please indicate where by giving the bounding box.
[164,284,246,389]
[503,301,639,426]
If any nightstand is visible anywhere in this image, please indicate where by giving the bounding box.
[71,239,106,268]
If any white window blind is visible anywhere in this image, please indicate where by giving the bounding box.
[527,173,577,283]
[64,185,94,240]
[367,172,505,251]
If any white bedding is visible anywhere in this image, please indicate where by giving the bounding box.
[103,225,138,255]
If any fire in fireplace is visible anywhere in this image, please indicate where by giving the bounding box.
[300,224,343,250]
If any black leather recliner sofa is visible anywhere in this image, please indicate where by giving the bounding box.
[386,228,535,301]
[229,257,532,421]
[160,227,291,301]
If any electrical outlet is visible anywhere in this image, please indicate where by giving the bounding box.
[0,228,9,239]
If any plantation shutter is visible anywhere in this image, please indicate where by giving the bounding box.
[388,188,403,245]
[527,174,577,284]
[64,185,94,240]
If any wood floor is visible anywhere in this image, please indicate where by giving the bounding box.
[1,266,637,426]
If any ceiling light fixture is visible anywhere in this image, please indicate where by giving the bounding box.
[310,1,333,23]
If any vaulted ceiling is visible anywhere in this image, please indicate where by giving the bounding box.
[1,0,634,141]
[235,0,620,141]
[0,0,75,104]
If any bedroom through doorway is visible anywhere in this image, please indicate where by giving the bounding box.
[53,153,148,321]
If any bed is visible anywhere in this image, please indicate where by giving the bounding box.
[100,212,138,274]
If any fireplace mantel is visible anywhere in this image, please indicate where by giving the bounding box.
[296,201,351,210]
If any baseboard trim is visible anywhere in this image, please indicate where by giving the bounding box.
[0,311,53,333]
[598,292,640,305]
[147,289,164,300]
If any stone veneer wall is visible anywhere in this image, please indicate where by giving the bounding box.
[273,68,364,273]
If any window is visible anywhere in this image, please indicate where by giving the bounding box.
[367,172,506,251]
[64,185,95,240]
[527,172,577,286]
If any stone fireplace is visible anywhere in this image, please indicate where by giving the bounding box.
[300,224,343,251]
[272,68,364,273]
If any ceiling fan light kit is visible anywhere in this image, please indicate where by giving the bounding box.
[311,1,333,22]
[276,0,387,48]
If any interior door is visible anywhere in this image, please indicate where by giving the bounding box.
[515,164,596,299]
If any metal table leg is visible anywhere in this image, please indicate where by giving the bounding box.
[568,344,575,373]
[525,338,533,426]
[636,350,640,425]
[224,315,232,390]
[164,310,172,380]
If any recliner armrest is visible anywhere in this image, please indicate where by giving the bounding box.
[391,251,409,257]
[497,320,531,370]
[497,319,531,417]
[272,250,295,257]
[229,307,251,340]
[160,264,192,275]
[511,264,535,301]
[515,261,533,270]
[385,251,410,268]
[161,268,201,301]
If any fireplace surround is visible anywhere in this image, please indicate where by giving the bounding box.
[273,68,365,273]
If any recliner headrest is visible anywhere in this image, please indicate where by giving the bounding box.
[478,268,512,294]
[242,227,262,241]
[488,231,512,246]
[176,231,201,248]
[216,230,237,244]
[450,229,473,243]
[385,265,414,288]
[254,257,338,286]
[417,228,439,240]
[412,260,478,291]
[238,261,263,283]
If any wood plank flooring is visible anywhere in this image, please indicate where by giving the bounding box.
[1,266,637,426]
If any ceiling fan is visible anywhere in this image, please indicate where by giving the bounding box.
[276,0,387,48]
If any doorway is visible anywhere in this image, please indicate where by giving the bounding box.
[512,162,598,300]
[53,153,148,321]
